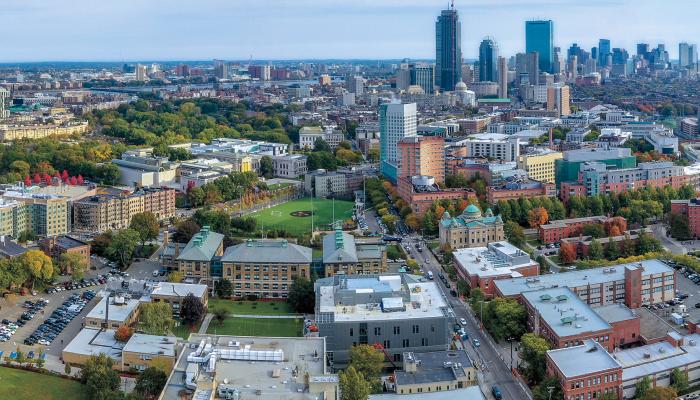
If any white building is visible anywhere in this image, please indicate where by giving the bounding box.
[462,133,521,162]
[380,101,417,182]
[272,154,308,179]
[298,126,345,150]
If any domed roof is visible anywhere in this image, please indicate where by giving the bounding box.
[462,204,482,219]
[455,80,468,92]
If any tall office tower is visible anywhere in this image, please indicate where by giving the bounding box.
[395,64,411,90]
[497,57,508,98]
[526,20,554,73]
[515,52,539,85]
[583,58,598,74]
[552,47,564,74]
[461,63,474,83]
[547,84,570,117]
[478,38,499,82]
[135,64,148,81]
[435,5,462,91]
[379,102,417,183]
[0,88,9,119]
[397,136,445,183]
[567,56,578,81]
[410,63,436,94]
[637,43,650,60]
[598,39,611,67]
[611,48,629,76]
[591,47,598,61]
[176,64,190,77]
[213,59,228,79]
[347,75,364,95]
[679,42,698,68]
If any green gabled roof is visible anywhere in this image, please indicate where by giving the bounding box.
[177,226,224,262]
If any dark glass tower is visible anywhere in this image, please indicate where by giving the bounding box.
[525,20,554,73]
[599,39,611,67]
[435,5,462,91]
[479,38,499,82]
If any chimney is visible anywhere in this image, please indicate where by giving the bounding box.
[549,128,554,149]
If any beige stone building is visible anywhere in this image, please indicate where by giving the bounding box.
[73,187,175,232]
[517,149,563,184]
[221,239,312,299]
[438,204,504,249]
[322,229,387,276]
[175,227,224,288]
[0,121,89,141]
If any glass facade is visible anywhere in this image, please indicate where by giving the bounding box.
[526,20,554,73]
[435,7,462,91]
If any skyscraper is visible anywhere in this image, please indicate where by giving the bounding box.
[380,102,417,183]
[435,5,462,91]
[497,57,508,98]
[679,42,698,68]
[525,20,554,73]
[637,43,650,60]
[410,63,435,94]
[516,52,539,85]
[598,39,611,67]
[478,38,499,82]
[547,84,570,117]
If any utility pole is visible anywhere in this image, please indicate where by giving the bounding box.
[508,337,514,372]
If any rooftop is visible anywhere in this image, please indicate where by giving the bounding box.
[539,215,607,230]
[0,237,27,258]
[221,239,311,264]
[150,282,208,300]
[160,334,332,400]
[322,229,358,264]
[86,296,142,324]
[177,226,224,262]
[562,147,633,162]
[547,339,621,378]
[122,333,178,357]
[370,387,485,400]
[522,287,611,338]
[453,241,535,279]
[593,303,638,324]
[616,334,700,381]
[395,350,473,386]
[494,259,673,297]
[63,327,124,362]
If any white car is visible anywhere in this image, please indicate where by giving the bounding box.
[152,270,160,277]
[37,339,50,346]
[459,318,467,326]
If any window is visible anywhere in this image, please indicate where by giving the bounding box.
[402,339,409,347]
[412,325,419,334]
[393,326,400,335]
[374,327,381,335]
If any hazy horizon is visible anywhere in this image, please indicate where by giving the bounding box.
[4,0,699,62]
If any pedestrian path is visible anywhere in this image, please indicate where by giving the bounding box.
[199,313,213,334]
[227,314,302,319]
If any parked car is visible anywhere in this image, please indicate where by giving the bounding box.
[472,338,481,348]
[459,318,467,326]
[491,386,503,400]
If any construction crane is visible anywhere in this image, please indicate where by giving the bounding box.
[373,342,398,369]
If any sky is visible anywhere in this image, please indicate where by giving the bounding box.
[3,0,700,62]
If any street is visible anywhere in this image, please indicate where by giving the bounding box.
[401,235,531,400]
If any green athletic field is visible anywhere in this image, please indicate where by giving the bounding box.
[248,198,354,234]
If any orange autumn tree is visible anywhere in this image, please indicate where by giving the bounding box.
[114,325,134,342]
[527,207,549,228]
[559,242,577,264]
[604,217,627,237]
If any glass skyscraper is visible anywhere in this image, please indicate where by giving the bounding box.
[435,5,461,91]
[478,38,499,82]
[598,39,611,67]
[525,20,554,73]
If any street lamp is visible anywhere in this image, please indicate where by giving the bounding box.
[547,386,555,400]
[508,336,514,372]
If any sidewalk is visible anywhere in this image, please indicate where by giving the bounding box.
[199,313,213,334]
[227,314,303,319]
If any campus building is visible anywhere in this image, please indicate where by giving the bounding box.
[438,205,504,250]
[304,168,365,199]
[149,282,209,314]
[396,175,476,217]
[73,187,175,233]
[538,215,611,244]
[39,235,90,274]
[271,154,308,179]
[315,274,451,368]
[298,126,345,150]
[671,198,700,238]
[175,226,225,288]
[486,178,556,203]
[392,350,477,395]
[0,192,70,238]
[221,239,312,299]
[322,228,387,277]
[555,148,636,188]
[462,133,521,162]
[516,148,563,183]
[397,135,445,184]
[453,241,539,297]
[494,259,676,308]
[112,148,178,188]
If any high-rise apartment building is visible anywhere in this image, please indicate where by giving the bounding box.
[497,57,508,98]
[679,42,698,68]
[435,5,462,91]
[213,59,228,79]
[478,38,498,82]
[525,20,554,73]
[409,63,435,94]
[0,88,9,119]
[598,39,611,67]
[397,135,445,183]
[135,64,148,81]
[380,102,417,183]
[347,75,364,95]
[546,84,571,117]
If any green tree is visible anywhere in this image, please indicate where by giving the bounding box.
[637,229,662,254]
[620,234,636,257]
[484,298,526,341]
[140,302,175,335]
[313,138,332,152]
[349,344,384,393]
[532,375,563,400]
[288,276,315,314]
[214,279,233,298]
[504,221,525,246]
[339,366,371,400]
[635,376,652,399]
[638,387,677,400]
[604,237,619,260]
[520,333,551,384]
[180,293,206,327]
[588,239,603,260]
[212,307,228,326]
[187,187,205,208]
[17,229,37,243]
[496,200,512,221]
[669,213,692,240]
[582,224,606,238]
[173,219,201,243]
[130,211,160,247]
[134,367,168,399]
[549,199,566,221]
[260,155,274,179]
[107,228,140,268]
[79,354,121,400]
[60,252,88,280]
[670,367,688,392]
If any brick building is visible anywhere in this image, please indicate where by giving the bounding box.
[671,199,700,238]
[396,175,475,217]
[40,235,90,274]
[538,215,611,244]
[397,135,445,184]
[560,231,639,259]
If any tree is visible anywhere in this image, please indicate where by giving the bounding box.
[604,237,619,260]
[168,271,184,283]
[114,325,134,342]
[527,207,549,228]
[180,293,206,327]
[215,279,233,298]
[669,213,692,240]
[587,238,603,260]
[17,229,37,244]
[288,277,315,314]
[504,221,525,246]
[313,138,332,152]
[638,387,677,400]
[107,229,140,268]
[532,375,563,400]
[259,155,274,179]
[637,229,662,254]
[582,224,606,238]
[187,187,205,208]
[140,302,174,335]
[60,252,88,279]
[79,354,121,400]
[520,333,551,384]
[20,250,54,286]
[635,376,652,399]
[339,366,371,400]
[212,307,228,326]
[349,344,384,393]
[559,242,577,264]
[484,298,526,342]
[604,216,628,236]
[65,363,72,376]
[173,219,200,243]
[670,367,688,392]
[130,212,160,247]
[135,367,168,399]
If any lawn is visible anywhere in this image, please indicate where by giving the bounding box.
[206,316,303,337]
[267,183,293,191]
[208,300,296,315]
[387,244,406,260]
[172,322,201,339]
[0,367,87,400]
[248,198,355,235]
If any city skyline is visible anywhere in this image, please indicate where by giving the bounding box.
[3,0,700,62]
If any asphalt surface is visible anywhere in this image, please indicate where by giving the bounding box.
[402,235,531,400]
